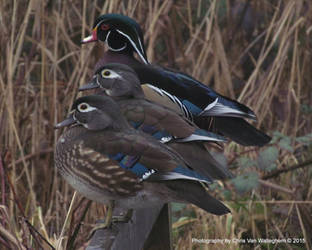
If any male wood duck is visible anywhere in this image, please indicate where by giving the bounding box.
[54,95,230,219]
[79,63,233,180]
[81,13,271,146]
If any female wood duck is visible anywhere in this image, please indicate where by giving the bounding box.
[81,13,271,146]
[79,63,233,180]
[54,95,230,216]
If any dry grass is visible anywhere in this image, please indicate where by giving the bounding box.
[0,0,311,249]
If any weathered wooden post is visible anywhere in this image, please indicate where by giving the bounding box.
[87,204,172,250]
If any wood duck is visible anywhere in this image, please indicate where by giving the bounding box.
[81,13,271,146]
[79,63,233,180]
[54,95,230,216]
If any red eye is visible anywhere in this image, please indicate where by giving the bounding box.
[101,24,110,30]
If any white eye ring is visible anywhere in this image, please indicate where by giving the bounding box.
[77,103,97,113]
[100,68,121,79]
[106,30,127,52]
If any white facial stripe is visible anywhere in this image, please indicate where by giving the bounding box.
[106,30,127,52]
[101,69,122,79]
[72,108,89,129]
[95,21,102,28]
[77,103,97,113]
[72,111,77,121]
[105,30,110,44]
[73,113,82,126]
[96,21,148,64]
[115,29,149,64]
[109,44,127,51]
[96,75,101,86]
[137,36,145,60]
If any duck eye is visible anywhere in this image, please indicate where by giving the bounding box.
[78,103,88,111]
[100,24,110,30]
[102,70,111,77]
[77,103,97,112]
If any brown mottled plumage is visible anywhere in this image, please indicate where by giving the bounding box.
[55,95,230,214]
[55,126,143,197]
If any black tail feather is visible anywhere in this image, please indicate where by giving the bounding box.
[165,180,230,215]
[194,116,271,146]
[168,142,233,180]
